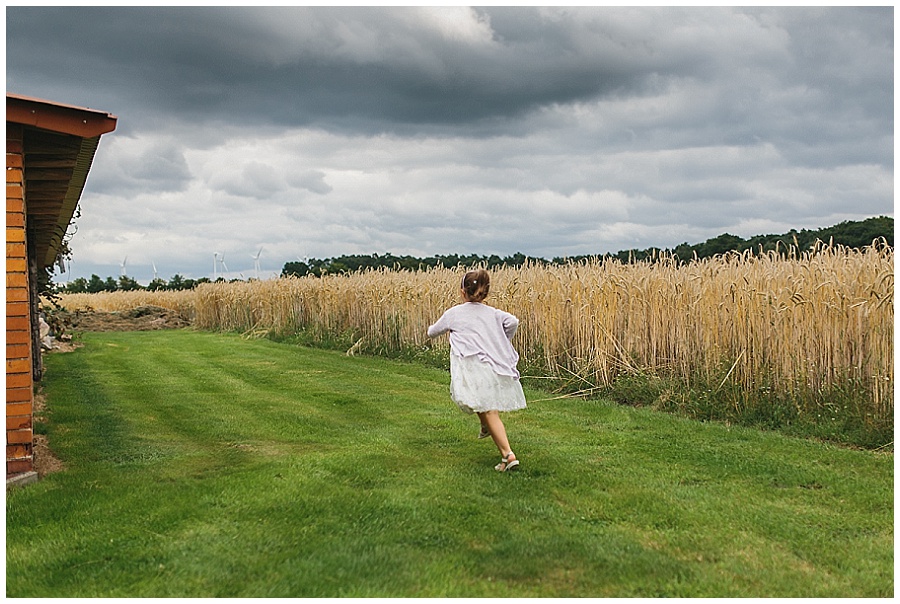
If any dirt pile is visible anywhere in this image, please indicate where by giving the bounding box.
[53,305,192,333]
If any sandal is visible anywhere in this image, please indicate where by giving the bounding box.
[495,452,519,472]
[478,425,491,439]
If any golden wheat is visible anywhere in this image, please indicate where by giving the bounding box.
[56,244,893,424]
[52,290,197,318]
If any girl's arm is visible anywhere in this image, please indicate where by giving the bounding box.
[500,311,519,340]
[427,311,452,338]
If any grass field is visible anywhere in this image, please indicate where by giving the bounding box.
[6,330,893,597]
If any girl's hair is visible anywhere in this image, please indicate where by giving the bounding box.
[461,269,490,302]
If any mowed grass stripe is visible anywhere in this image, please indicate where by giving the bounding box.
[7,330,892,597]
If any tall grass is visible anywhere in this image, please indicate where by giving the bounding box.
[56,244,893,446]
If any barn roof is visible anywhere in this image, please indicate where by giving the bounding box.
[6,93,118,269]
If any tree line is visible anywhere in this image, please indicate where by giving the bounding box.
[57,216,892,292]
[58,274,224,294]
[281,216,893,277]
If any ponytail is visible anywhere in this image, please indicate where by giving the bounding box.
[461,269,490,302]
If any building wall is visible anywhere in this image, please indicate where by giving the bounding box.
[6,123,34,476]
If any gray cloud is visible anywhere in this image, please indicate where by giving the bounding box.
[87,139,192,195]
[288,170,333,195]
[5,6,892,283]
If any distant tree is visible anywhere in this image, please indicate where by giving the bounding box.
[146,278,168,291]
[817,216,894,248]
[64,277,89,293]
[672,242,695,261]
[85,274,105,293]
[282,261,311,278]
[505,252,528,267]
[167,274,186,290]
[696,233,746,258]
[118,275,142,291]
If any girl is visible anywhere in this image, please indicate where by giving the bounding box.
[427,269,527,472]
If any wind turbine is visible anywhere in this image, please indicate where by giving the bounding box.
[120,256,128,277]
[151,261,159,282]
[251,247,263,279]
[219,253,229,279]
[213,252,219,281]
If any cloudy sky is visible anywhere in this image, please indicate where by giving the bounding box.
[6,6,894,283]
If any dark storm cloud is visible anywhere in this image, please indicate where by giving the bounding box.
[7,6,891,152]
[6,7,530,129]
[6,6,766,132]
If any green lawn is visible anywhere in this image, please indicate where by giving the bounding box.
[6,330,893,597]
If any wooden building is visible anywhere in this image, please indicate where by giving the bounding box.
[7,94,117,485]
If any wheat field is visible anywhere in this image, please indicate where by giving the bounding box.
[53,289,196,318]
[56,244,893,432]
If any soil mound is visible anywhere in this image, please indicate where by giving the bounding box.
[55,305,192,332]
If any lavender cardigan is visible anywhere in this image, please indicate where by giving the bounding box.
[427,302,522,378]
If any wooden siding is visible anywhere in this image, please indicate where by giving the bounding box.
[6,96,116,481]
[6,123,33,475]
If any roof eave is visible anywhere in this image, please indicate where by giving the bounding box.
[6,93,118,138]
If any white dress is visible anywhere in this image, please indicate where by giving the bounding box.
[427,302,527,414]
[449,353,527,414]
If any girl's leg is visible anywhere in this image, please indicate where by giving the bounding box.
[478,413,491,438]
[478,410,513,458]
